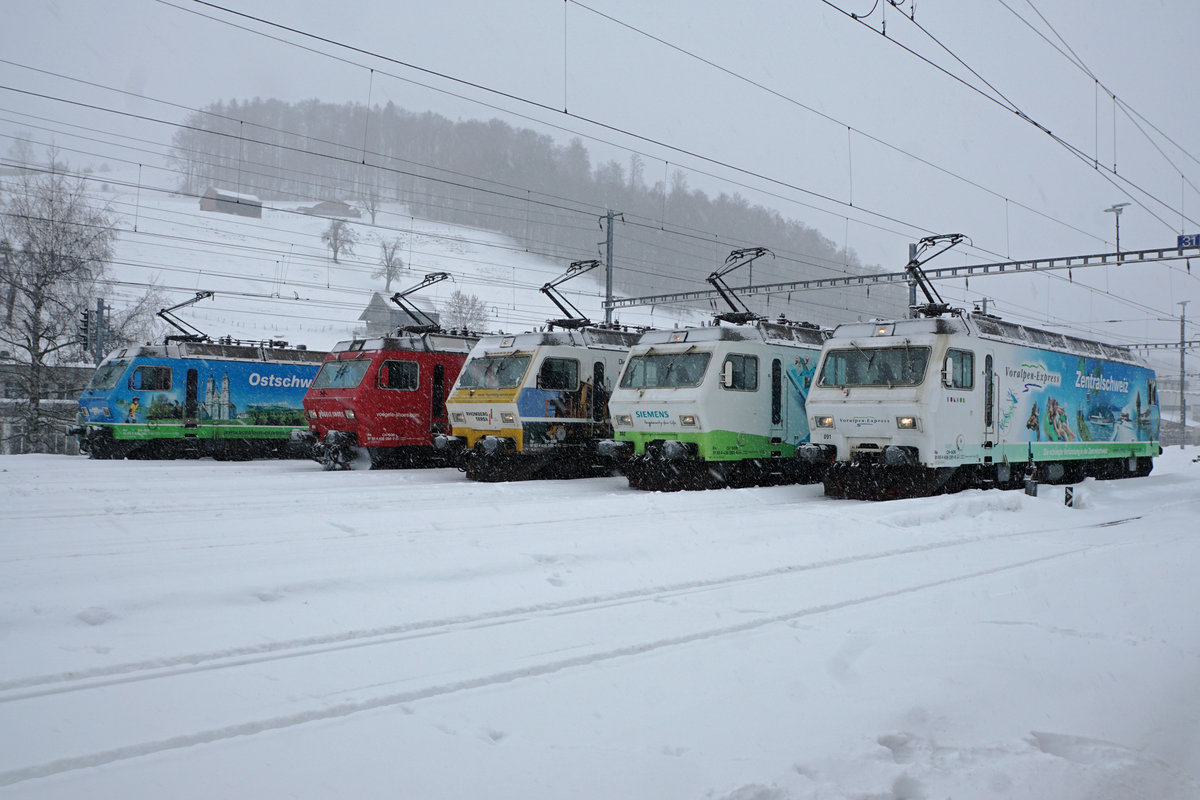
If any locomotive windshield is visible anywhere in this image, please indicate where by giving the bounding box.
[457,354,532,389]
[87,361,128,391]
[311,359,372,389]
[818,345,931,387]
[620,352,712,389]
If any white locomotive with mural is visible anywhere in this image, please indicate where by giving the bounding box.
[801,312,1160,499]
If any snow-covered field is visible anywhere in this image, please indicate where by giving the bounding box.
[1,449,1198,799]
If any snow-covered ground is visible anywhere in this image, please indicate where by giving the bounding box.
[1,450,1198,799]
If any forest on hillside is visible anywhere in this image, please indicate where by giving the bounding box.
[168,99,904,325]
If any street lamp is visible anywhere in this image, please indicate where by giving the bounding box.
[1104,202,1130,255]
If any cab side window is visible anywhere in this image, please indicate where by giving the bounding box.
[722,354,759,391]
[379,360,419,390]
[537,358,579,391]
[945,349,974,390]
[130,366,171,391]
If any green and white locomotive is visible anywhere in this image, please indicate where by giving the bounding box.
[603,318,828,490]
[600,248,830,490]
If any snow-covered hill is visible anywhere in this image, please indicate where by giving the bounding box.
[92,169,704,352]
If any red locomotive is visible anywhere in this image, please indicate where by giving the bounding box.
[299,273,480,469]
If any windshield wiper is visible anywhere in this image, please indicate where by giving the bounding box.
[849,340,874,367]
[662,345,696,379]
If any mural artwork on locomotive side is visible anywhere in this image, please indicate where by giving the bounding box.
[996,348,1159,456]
[79,357,316,437]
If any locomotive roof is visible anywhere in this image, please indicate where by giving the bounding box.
[114,341,327,364]
[474,326,640,352]
[330,331,479,355]
[635,319,827,348]
[828,313,1143,365]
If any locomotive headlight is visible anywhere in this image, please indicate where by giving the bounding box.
[896,415,919,430]
[501,412,515,424]
[615,414,632,427]
[343,409,355,419]
[452,412,466,424]
[305,409,316,420]
[679,414,697,427]
[814,415,835,428]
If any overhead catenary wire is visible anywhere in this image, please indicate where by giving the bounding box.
[822,0,1197,234]
[4,0,1195,338]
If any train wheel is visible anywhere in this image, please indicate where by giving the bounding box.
[321,444,354,471]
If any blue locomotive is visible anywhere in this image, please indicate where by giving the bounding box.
[73,292,327,459]
[74,339,326,459]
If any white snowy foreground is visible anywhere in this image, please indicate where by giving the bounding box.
[1,450,1198,799]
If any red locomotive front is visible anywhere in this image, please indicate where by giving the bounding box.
[302,332,476,469]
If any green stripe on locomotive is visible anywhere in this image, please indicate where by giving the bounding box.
[616,428,798,461]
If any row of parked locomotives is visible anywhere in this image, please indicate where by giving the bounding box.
[74,340,326,460]
[72,253,1161,499]
[434,326,640,481]
[799,311,1161,499]
[599,319,829,490]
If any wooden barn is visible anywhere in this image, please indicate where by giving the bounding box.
[358,292,440,336]
[200,187,263,218]
[303,200,360,218]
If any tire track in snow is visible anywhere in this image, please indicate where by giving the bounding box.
[0,484,799,562]
[0,512,1137,701]
[0,541,1107,788]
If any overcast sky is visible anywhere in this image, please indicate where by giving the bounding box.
[2,0,1198,358]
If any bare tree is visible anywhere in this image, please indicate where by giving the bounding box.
[5,130,36,168]
[99,284,167,355]
[0,161,116,452]
[628,153,645,190]
[321,219,358,263]
[358,182,382,225]
[442,290,489,332]
[374,237,405,291]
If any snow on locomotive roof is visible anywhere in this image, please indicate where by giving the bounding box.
[476,326,640,352]
[330,331,478,354]
[635,319,827,347]
[829,313,1142,365]
[117,340,327,363]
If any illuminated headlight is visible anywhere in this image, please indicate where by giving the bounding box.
[679,414,697,427]
[305,409,316,420]
[896,416,919,430]
[452,412,466,424]
[501,412,515,424]
[814,415,834,428]
[343,409,355,419]
[615,414,632,427]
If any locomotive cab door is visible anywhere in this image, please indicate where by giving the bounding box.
[769,357,784,454]
[184,368,199,428]
[431,363,446,432]
[940,347,980,458]
[983,353,996,443]
[591,361,607,423]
